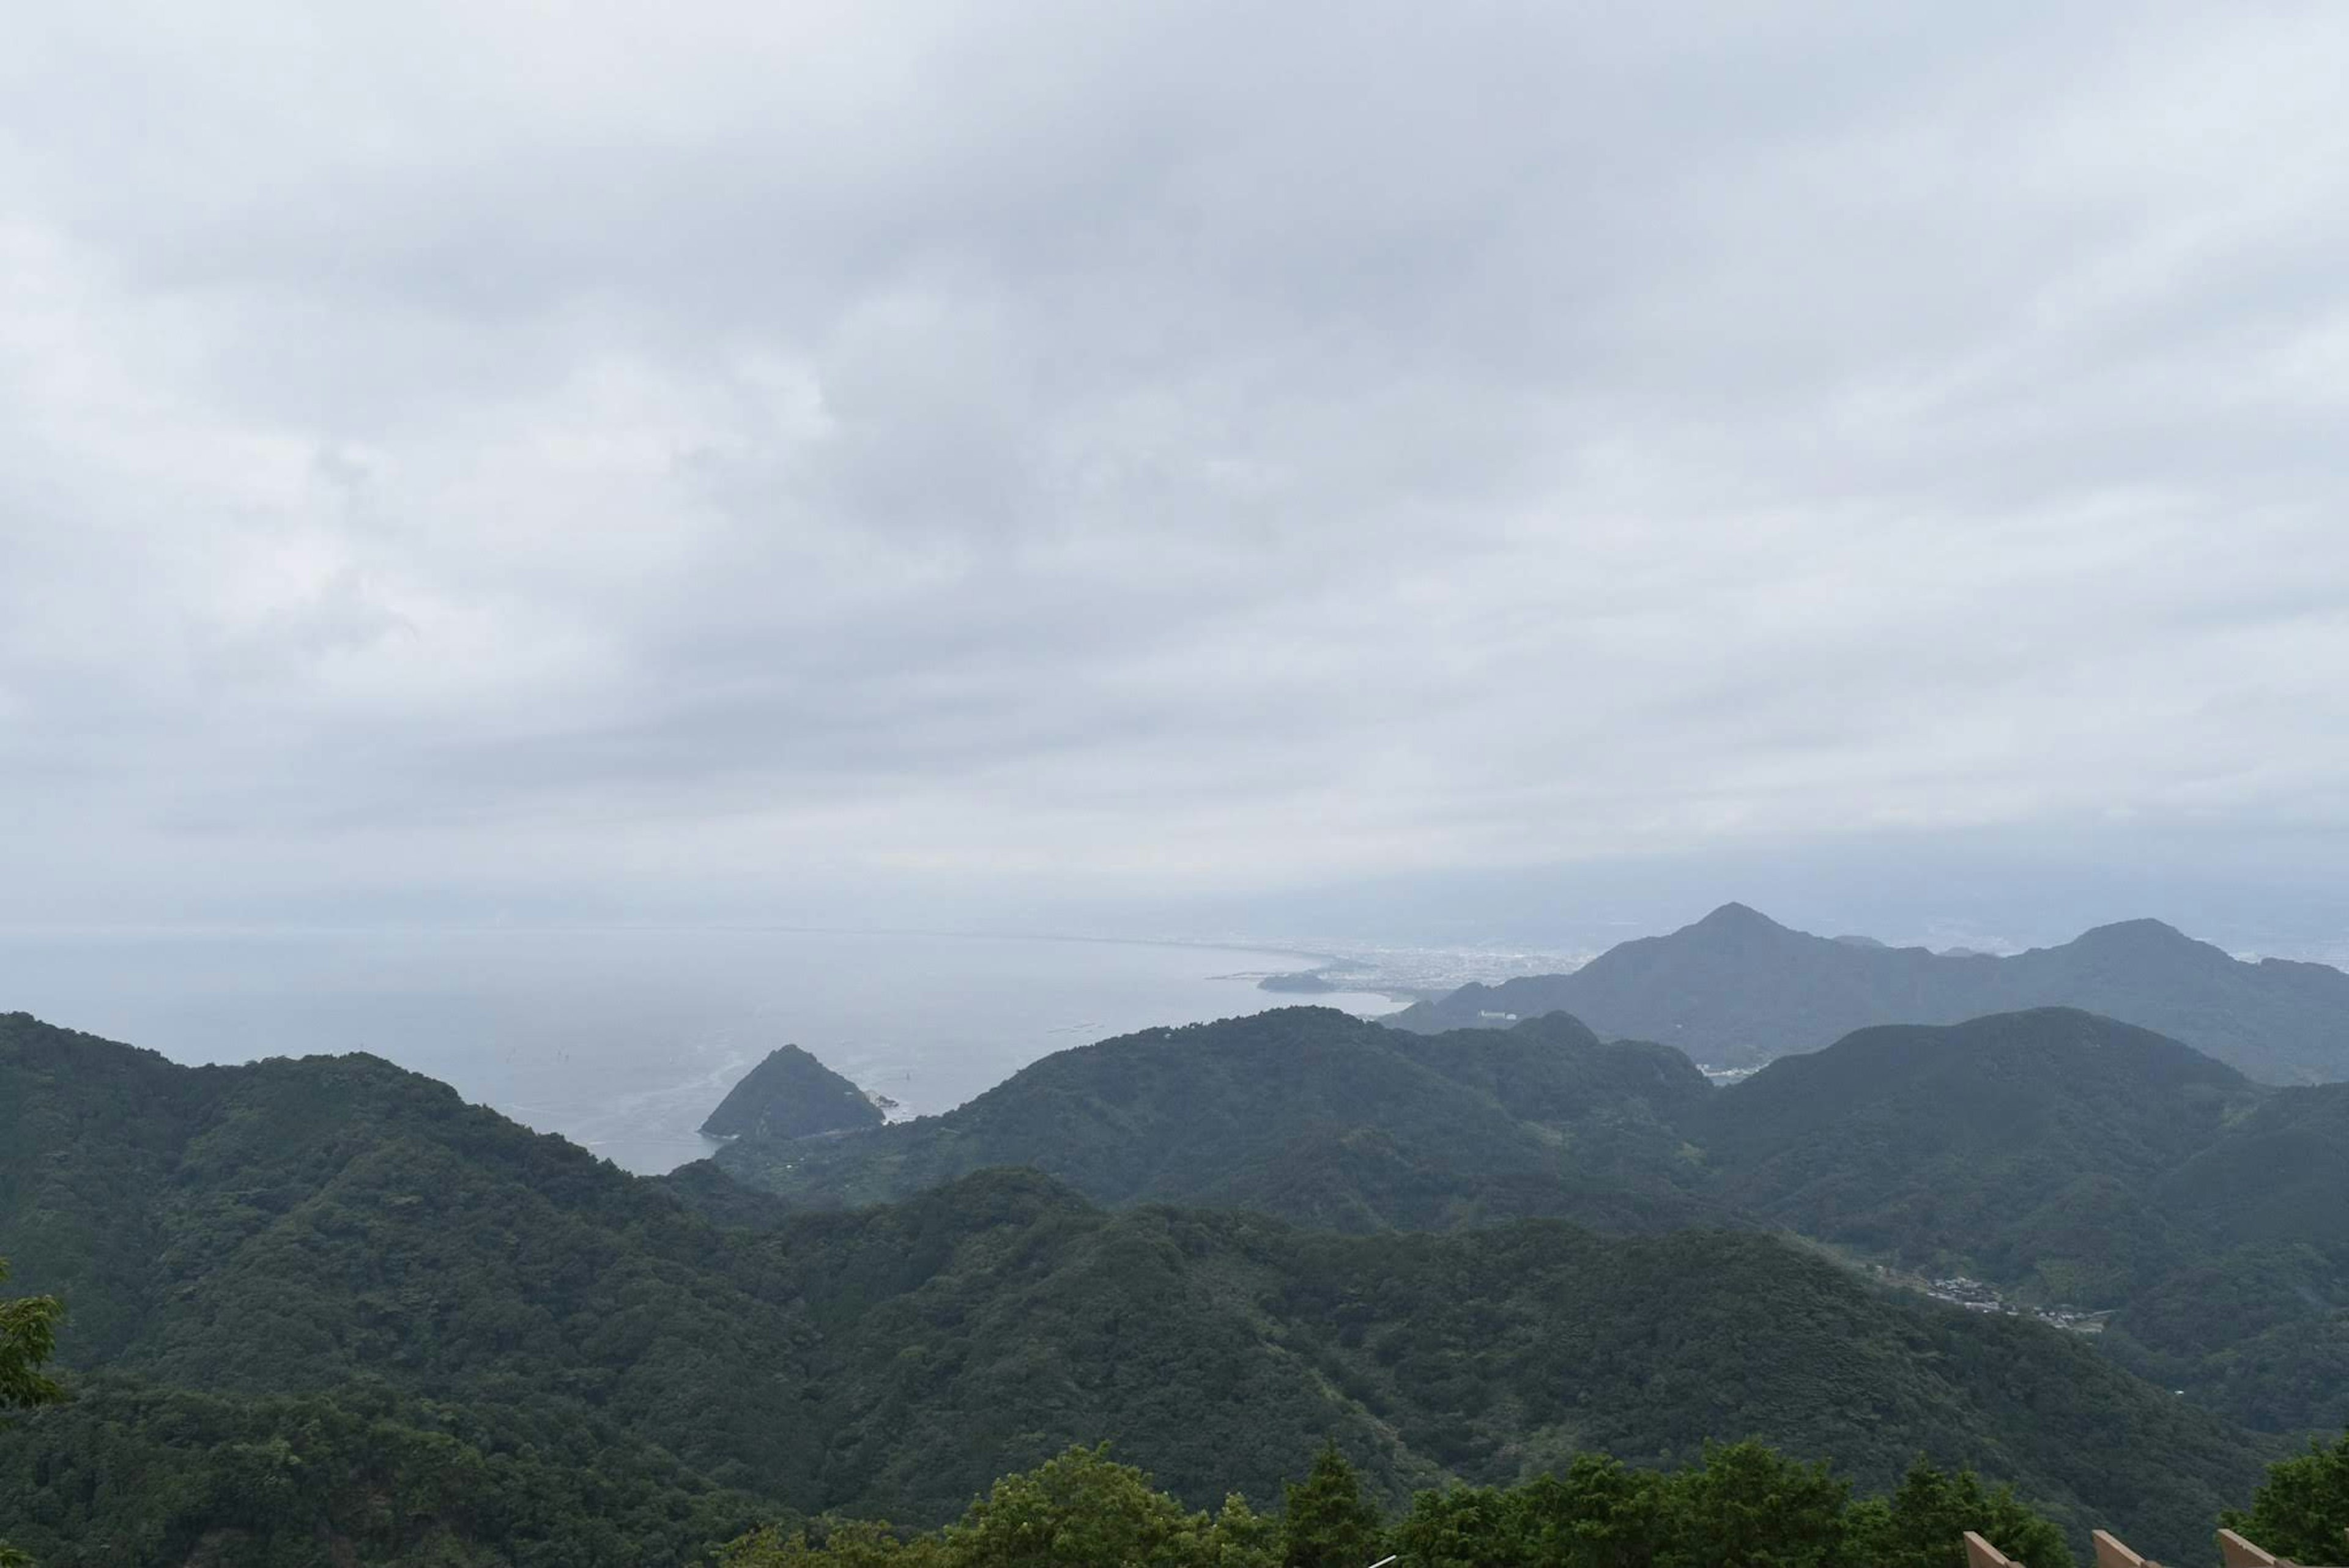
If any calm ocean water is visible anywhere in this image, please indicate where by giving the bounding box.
[0,927,1397,1172]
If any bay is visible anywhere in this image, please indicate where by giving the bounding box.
[0,926,1397,1172]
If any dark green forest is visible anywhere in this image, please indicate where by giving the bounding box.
[4,1008,2343,1564]
[712,1008,1723,1231]
[711,1006,2349,1433]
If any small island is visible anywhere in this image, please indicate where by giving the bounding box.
[701,1044,885,1141]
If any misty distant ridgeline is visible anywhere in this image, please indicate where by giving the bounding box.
[1385,904,2349,1083]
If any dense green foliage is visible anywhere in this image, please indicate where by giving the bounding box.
[1283,1443,1383,1568]
[0,1255,64,1568]
[1385,902,2349,1083]
[708,1005,2348,1434]
[0,1376,781,1567]
[1701,1010,2257,1299]
[718,1441,2079,1568]
[2221,1430,2349,1565]
[0,1259,62,1415]
[1696,1013,2349,1433]
[713,1008,1721,1233]
[702,1044,885,1140]
[0,1011,2273,1561]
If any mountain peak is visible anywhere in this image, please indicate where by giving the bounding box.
[2068,918,2205,957]
[1681,902,1797,944]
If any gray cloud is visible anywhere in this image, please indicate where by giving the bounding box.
[5,1,2349,939]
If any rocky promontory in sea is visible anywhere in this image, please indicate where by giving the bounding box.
[700,1042,885,1140]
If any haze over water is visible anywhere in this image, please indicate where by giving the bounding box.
[0,927,1397,1173]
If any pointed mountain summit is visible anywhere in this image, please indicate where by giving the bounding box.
[700,1043,883,1140]
[1386,905,2349,1083]
[1676,901,1808,955]
[1693,899,1782,932]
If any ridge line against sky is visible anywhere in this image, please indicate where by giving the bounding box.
[5,2,2349,948]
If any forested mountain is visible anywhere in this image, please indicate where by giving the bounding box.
[0,1011,2273,1562]
[1702,1010,2258,1291]
[709,1005,2349,1434]
[710,1008,1721,1233]
[1383,902,2349,1083]
[702,1042,885,1139]
[1700,1009,2349,1433]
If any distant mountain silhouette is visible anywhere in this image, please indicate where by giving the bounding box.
[1385,903,2349,1083]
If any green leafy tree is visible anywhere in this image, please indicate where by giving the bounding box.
[721,1450,1282,1568]
[0,1258,65,1568]
[1843,1459,2069,1568]
[1200,1493,1283,1568]
[1668,1440,1850,1568]
[1517,1453,1674,1568]
[1393,1448,2061,1568]
[2222,1430,2349,1565]
[1281,1442,1384,1568]
[0,1261,62,1414]
[949,1445,1208,1568]
[721,1518,949,1568]
[1841,1466,2067,1568]
[1395,1484,1523,1568]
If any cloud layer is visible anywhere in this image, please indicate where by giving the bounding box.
[6,1,2349,932]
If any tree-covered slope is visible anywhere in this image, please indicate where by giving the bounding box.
[702,1042,883,1140]
[2098,1083,2349,1433]
[707,1008,1720,1233]
[0,1377,781,1568]
[1385,903,2349,1083]
[1694,1009,2349,1433]
[0,1012,2269,1558]
[1702,1009,2256,1299]
[702,1003,2348,1435]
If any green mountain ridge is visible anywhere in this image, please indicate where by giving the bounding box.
[709,1007,1724,1233]
[707,1005,2349,1434]
[1385,903,2349,1084]
[0,1011,2276,1562]
[1700,1009,2349,1433]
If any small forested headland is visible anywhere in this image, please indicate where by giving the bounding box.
[4,1006,2347,1565]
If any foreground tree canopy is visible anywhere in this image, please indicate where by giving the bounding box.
[717,1441,2079,1568]
[2223,1430,2349,1566]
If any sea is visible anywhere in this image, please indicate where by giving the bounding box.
[0,927,1403,1173]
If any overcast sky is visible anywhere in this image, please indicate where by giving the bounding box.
[6,2,2349,948]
